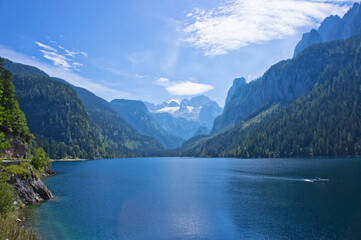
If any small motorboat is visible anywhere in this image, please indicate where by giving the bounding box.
[305,177,329,183]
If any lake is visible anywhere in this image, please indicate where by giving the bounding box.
[26,157,361,240]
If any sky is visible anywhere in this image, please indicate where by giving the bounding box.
[0,0,355,106]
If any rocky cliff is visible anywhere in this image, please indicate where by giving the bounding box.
[4,164,53,205]
[3,134,29,159]
[293,2,361,57]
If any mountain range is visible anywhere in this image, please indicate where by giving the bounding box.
[1,3,361,159]
[179,3,361,158]
[110,99,184,149]
[145,96,222,140]
[3,59,164,159]
[211,2,361,135]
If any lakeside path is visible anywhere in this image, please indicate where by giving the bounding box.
[1,159,29,167]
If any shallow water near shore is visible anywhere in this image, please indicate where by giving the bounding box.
[25,157,361,240]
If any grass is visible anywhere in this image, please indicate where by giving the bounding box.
[4,163,31,179]
[0,217,38,240]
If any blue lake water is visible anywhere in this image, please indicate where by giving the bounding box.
[26,157,361,240]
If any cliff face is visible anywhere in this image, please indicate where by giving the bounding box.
[6,166,53,205]
[293,3,361,57]
[3,134,29,159]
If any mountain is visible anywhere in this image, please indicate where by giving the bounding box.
[293,2,361,57]
[151,113,201,140]
[4,60,101,159]
[225,77,247,105]
[52,78,165,157]
[180,33,361,158]
[211,17,359,134]
[145,95,222,139]
[110,99,184,149]
[3,59,163,159]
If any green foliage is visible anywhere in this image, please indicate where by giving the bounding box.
[0,132,10,156]
[0,59,32,147]
[30,148,50,170]
[0,181,13,217]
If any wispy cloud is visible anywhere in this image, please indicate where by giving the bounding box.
[35,41,87,71]
[35,41,57,51]
[0,44,129,101]
[128,51,153,65]
[184,0,354,56]
[155,77,214,95]
[97,65,146,79]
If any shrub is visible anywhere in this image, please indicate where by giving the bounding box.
[0,217,38,240]
[4,164,31,179]
[30,148,50,170]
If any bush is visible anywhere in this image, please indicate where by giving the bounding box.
[30,148,50,170]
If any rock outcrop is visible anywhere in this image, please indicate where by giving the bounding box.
[7,166,53,205]
[3,134,29,159]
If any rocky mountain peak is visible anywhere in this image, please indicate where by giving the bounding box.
[293,3,361,57]
[225,77,247,105]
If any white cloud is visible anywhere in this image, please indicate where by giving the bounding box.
[35,41,57,52]
[184,0,354,56]
[34,41,87,71]
[156,77,213,95]
[166,81,214,95]
[40,49,72,69]
[155,77,170,86]
[0,44,129,101]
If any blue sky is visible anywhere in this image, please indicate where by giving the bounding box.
[0,0,355,106]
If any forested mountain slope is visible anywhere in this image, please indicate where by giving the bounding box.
[54,79,165,157]
[3,59,164,159]
[180,34,361,158]
[0,59,32,158]
[212,3,361,135]
[11,71,100,159]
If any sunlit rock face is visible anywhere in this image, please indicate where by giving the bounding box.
[293,2,361,57]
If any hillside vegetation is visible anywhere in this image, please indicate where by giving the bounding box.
[180,34,361,158]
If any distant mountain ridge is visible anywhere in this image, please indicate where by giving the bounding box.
[293,2,361,57]
[145,95,222,139]
[110,99,184,149]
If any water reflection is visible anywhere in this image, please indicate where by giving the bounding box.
[26,157,361,240]
[225,158,361,239]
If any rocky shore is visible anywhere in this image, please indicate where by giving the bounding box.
[1,163,54,205]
